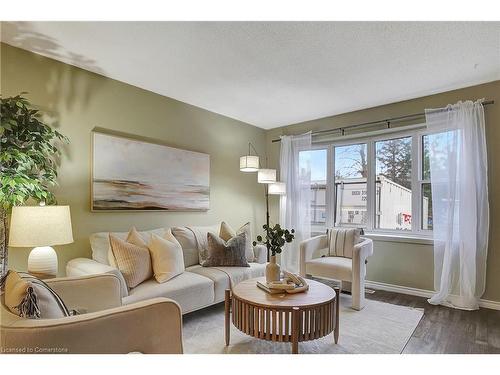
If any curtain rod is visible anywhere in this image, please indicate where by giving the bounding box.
[271,100,494,143]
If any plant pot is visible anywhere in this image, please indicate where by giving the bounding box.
[266,255,281,283]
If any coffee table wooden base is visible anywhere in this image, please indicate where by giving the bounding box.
[224,281,340,354]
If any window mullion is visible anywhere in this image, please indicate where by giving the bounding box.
[411,134,420,234]
[326,144,334,229]
[366,140,375,231]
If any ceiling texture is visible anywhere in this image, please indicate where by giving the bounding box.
[2,21,500,129]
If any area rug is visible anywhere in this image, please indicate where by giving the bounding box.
[183,292,423,354]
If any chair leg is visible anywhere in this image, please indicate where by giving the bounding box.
[351,277,366,310]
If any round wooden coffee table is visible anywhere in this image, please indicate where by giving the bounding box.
[224,277,339,354]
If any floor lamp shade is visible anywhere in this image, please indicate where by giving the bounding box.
[258,169,277,184]
[240,155,259,172]
[268,182,286,195]
[9,205,74,277]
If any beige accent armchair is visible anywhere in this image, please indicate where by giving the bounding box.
[1,274,183,354]
[299,235,373,310]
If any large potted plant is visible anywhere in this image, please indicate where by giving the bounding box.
[0,93,68,276]
[253,224,295,282]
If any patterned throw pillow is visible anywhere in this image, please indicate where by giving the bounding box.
[1,270,70,319]
[220,222,254,262]
[202,232,250,267]
[109,234,153,288]
[327,228,363,258]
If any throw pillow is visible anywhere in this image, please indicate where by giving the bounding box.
[107,227,149,267]
[220,221,254,262]
[1,270,70,319]
[109,234,153,288]
[327,228,363,258]
[127,226,148,247]
[148,231,185,283]
[202,232,250,267]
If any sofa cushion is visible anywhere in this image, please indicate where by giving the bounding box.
[149,232,185,283]
[109,234,153,289]
[122,272,214,313]
[210,263,266,287]
[202,232,249,267]
[185,265,230,303]
[171,224,220,267]
[220,222,254,262]
[186,263,266,302]
[305,257,352,281]
[90,228,165,265]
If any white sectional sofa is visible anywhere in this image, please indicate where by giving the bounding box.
[66,224,267,314]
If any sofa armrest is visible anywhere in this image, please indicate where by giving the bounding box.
[66,258,128,298]
[1,298,183,354]
[299,234,328,276]
[253,244,268,264]
[46,274,122,313]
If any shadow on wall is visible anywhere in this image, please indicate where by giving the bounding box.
[1,21,105,114]
[1,21,108,163]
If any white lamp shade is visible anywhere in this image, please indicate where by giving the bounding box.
[9,205,74,247]
[268,182,286,195]
[258,169,277,184]
[240,155,259,172]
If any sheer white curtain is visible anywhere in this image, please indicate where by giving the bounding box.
[425,100,489,310]
[279,132,312,273]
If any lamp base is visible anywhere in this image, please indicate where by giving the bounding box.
[28,246,58,278]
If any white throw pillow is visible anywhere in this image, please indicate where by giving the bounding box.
[220,221,254,262]
[149,231,185,283]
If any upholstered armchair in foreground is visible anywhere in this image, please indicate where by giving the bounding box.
[299,234,373,310]
[1,274,183,354]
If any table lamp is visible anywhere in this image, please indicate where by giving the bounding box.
[8,205,73,278]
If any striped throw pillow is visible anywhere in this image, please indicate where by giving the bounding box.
[327,228,363,258]
[109,234,153,288]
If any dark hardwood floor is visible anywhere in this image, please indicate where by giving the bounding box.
[365,289,500,354]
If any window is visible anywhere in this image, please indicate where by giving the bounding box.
[420,131,451,231]
[334,143,367,228]
[375,136,412,231]
[302,125,437,238]
[299,149,327,234]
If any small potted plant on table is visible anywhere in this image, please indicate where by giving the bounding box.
[253,224,295,283]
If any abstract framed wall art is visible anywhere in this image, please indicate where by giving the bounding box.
[91,131,210,211]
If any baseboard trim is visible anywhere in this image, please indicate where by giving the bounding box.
[365,280,500,311]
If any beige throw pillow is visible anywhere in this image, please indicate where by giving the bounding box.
[149,231,185,283]
[327,228,363,258]
[202,232,250,267]
[109,234,153,288]
[127,227,148,247]
[106,227,149,267]
[220,221,254,262]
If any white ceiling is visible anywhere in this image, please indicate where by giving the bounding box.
[2,21,500,129]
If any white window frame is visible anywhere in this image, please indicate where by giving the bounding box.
[309,123,434,240]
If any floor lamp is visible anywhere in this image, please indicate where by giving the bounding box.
[240,143,286,261]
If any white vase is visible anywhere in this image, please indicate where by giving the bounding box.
[266,255,281,283]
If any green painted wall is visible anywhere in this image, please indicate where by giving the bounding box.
[1,43,267,276]
[266,80,500,302]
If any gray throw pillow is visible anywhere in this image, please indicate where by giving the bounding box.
[202,232,250,267]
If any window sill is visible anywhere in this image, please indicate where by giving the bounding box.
[363,232,433,245]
